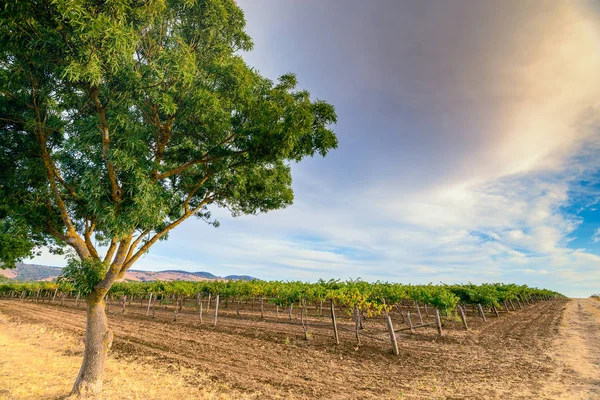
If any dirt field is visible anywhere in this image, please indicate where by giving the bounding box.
[0,298,598,399]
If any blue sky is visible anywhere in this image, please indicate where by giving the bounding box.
[30,0,600,297]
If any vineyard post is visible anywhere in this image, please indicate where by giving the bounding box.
[516,299,523,309]
[434,309,443,335]
[457,305,468,330]
[121,295,126,313]
[382,299,399,356]
[20,291,25,301]
[424,303,429,317]
[301,300,309,340]
[407,311,414,334]
[492,306,499,317]
[330,299,340,345]
[260,297,264,319]
[199,303,203,324]
[52,288,58,303]
[509,300,516,311]
[213,294,220,327]
[354,305,361,346]
[503,302,510,313]
[415,301,423,324]
[146,293,153,316]
[35,289,40,303]
[289,303,293,320]
[173,308,177,322]
[477,304,487,322]
[385,314,399,356]
[75,291,80,308]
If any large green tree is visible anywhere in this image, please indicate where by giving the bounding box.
[0,0,337,396]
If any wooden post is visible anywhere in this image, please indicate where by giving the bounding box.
[330,299,340,345]
[207,293,211,312]
[301,301,309,340]
[492,306,500,317]
[289,303,293,320]
[503,301,510,313]
[434,309,443,336]
[75,291,80,308]
[213,294,219,327]
[415,301,423,324]
[385,315,399,355]
[509,300,516,311]
[457,305,468,330]
[121,295,127,313]
[199,303,203,324]
[477,304,487,322]
[51,288,58,303]
[407,312,414,334]
[146,293,153,316]
[354,305,360,346]
[173,308,177,321]
[260,297,264,319]
[424,303,429,317]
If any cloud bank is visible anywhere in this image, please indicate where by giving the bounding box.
[29,0,600,297]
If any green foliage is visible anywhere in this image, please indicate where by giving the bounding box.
[0,0,338,276]
[0,218,43,269]
[60,258,108,295]
[0,277,565,317]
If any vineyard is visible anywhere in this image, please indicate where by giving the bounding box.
[0,279,563,355]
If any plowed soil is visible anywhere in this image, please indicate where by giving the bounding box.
[1,298,598,399]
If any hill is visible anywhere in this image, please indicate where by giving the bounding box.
[0,263,256,282]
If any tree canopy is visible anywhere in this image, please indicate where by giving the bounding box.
[0,0,338,282]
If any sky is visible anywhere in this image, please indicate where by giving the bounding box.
[30,0,600,297]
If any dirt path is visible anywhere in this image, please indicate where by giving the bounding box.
[0,298,590,399]
[543,298,600,400]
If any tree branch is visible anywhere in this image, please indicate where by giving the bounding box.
[33,83,90,260]
[91,235,133,300]
[121,196,214,271]
[183,173,214,213]
[90,86,122,203]
[125,229,151,263]
[103,238,118,264]
[84,218,99,260]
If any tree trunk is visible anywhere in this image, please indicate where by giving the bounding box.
[71,294,113,397]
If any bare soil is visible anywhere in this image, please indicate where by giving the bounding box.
[0,298,598,399]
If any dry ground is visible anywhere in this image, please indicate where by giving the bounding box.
[0,298,598,399]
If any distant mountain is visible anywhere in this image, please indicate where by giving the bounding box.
[0,263,62,281]
[224,275,256,281]
[0,263,257,282]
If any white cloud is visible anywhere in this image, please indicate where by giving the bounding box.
[592,228,600,243]
[25,0,600,298]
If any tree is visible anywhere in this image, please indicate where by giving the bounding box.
[0,0,338,396]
